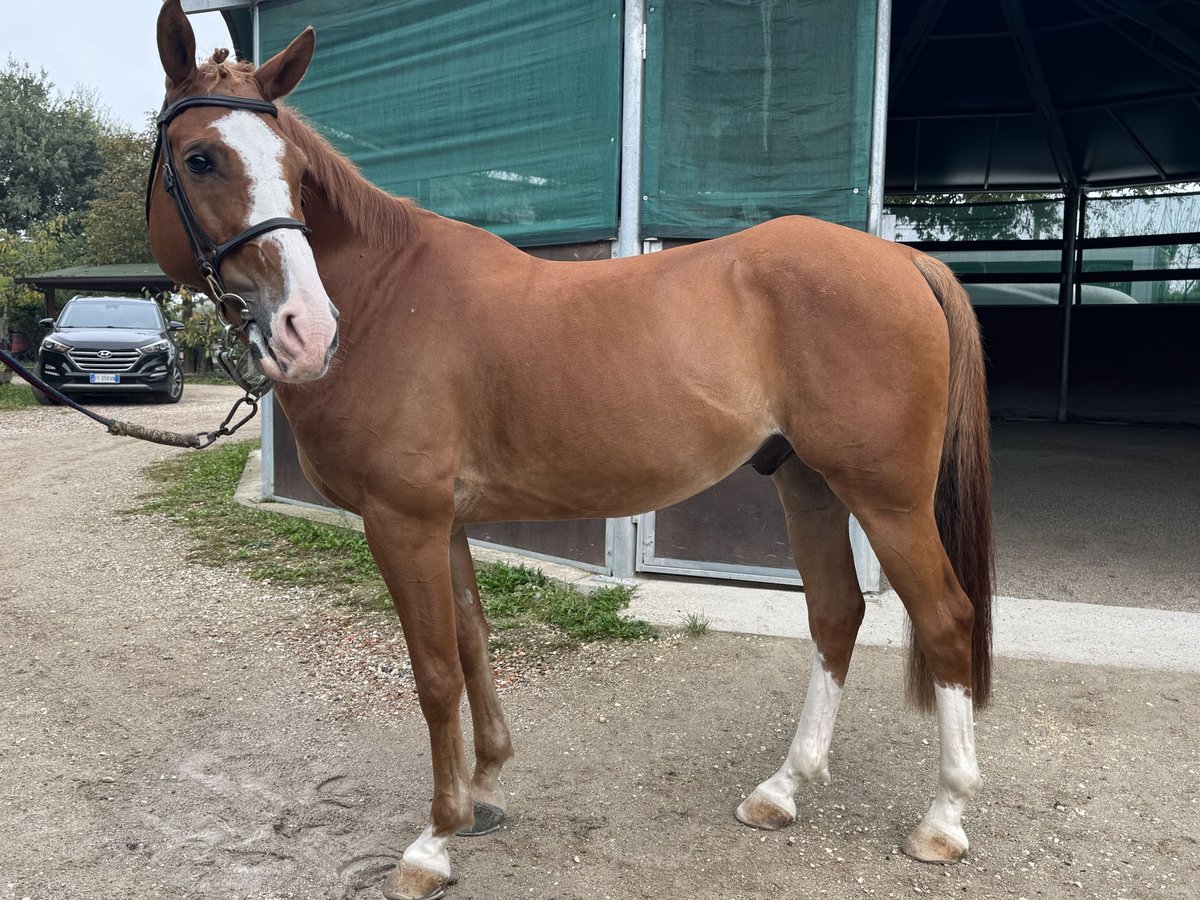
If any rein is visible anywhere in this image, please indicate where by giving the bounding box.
[0,348,258,449]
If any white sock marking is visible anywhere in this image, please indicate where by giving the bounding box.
[748,653,843,816]
[921,683,981,848]
[401,823,452,878]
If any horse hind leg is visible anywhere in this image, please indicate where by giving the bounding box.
[736,456,865,830]
[849,502,981,863]
[448,526,514,836]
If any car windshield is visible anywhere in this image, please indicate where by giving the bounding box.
[58,301,162,330]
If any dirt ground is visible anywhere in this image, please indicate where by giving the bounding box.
[1,385,1197,900]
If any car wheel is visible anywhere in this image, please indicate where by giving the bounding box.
[155,366,184,404]
[32,385,58,405]
[31,368,59,405]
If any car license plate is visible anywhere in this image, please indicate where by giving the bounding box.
[89,374,120,384]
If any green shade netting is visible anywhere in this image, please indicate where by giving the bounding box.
[641,0,879,239]
[260,0,622,246]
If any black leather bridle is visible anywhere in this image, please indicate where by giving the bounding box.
[146,94,312,395]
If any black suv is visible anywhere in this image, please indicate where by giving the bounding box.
[35,296,185,404]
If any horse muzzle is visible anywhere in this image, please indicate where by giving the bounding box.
[248,299,339,383]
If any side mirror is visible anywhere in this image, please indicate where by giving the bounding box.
[168,321,185,332]
[39,318,55,329]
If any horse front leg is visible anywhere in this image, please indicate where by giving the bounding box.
[449,526,514,835]
[363,509,473,900]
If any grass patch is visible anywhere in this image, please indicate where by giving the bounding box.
[138,440,388,610]
[682,612,710,636]
[0,381,37,410]
[477,562,655,641]
[138,441,656,642]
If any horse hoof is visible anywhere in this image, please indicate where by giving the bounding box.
[902,822,968,864]
[382,861,448,900]
[734,790,796,831]
[456,800,506,837]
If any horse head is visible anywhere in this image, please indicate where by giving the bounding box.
[149,0,337,385]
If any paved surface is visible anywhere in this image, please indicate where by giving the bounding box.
[990,422,1199,612]
[625,584,1200,674]
[628,422,1200,672]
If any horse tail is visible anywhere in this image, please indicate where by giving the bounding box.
[908,254,995,711]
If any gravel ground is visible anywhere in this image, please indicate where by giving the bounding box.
[1,385,1197,900]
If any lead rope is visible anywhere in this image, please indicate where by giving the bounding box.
[0,347,262,450]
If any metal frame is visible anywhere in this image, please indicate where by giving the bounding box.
[181,0,253,10]
[638,512,881,591]
[897,185,1200,423]
[241,0,281,502]
[1057,186,1083,421]
[469,538,611,576]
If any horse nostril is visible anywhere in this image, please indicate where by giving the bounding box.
[280,311,304,349]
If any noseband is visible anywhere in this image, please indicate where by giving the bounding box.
[146,94,312,395]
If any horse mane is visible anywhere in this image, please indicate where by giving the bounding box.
[173,51,417,248]
[274,105,416,247]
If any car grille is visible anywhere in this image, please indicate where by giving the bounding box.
[69,348,140,373]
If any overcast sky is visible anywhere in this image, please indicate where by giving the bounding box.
[0,2,233,130]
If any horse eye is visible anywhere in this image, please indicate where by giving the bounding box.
[185,154,212,174]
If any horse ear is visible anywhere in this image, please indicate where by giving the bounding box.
[157,0,197,89]
[255,27,316,101]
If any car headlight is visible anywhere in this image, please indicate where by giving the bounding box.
[140,339,171,354]
[42,338,70,353]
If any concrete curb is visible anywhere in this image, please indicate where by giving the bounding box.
[627,579,1200,674]
[236,451,1200,675]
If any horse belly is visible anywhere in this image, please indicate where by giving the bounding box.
[455,403,775,523]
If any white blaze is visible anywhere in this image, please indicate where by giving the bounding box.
[214,111,325,300]
[213,110,334,376]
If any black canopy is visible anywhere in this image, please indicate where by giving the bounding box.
[15,264,175,317]
[887,0,1200,192]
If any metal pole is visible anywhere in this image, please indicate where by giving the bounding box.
[616,0,645,260]
[607,0,646,579]
[849,0,893,590]
[252,1,261,66]
[867,0,893,236]
[1057,186,1082,422]
[251,0,277,499]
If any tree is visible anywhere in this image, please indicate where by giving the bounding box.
[0,59,104,232]
[83,124,155,265]
[886,191,1065,242]
[1,60,161,353]
[0,216,86,349]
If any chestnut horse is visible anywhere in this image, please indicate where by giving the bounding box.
[149,3,993,897]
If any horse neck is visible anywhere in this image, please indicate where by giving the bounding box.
[303,189,527,330]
